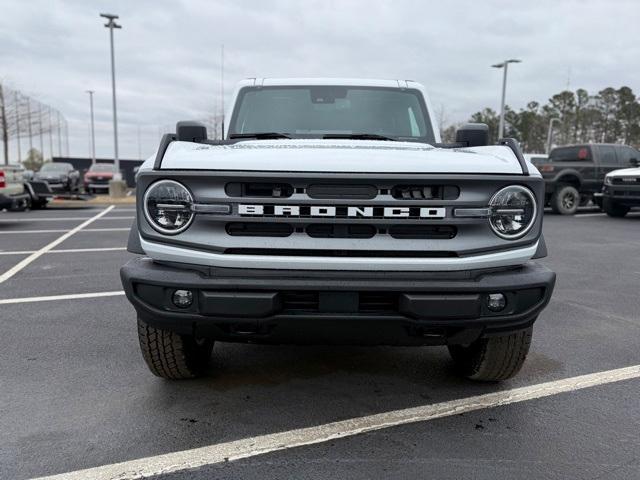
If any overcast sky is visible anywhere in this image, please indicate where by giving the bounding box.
[1,0,639,161]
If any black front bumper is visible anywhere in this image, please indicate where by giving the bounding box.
[120,259,555,346]
[602,185,640,207]
[0,192,30,210]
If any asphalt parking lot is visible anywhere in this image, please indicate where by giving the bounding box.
[1,206,639,480]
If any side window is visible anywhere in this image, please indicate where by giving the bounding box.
[616,146,638,166]
[598,145,617,165]
[407,107,420,137]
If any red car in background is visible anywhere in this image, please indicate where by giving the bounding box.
[84,163,117,193]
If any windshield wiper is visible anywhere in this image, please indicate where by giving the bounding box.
[322,133,397,141]
[229,132,291,139]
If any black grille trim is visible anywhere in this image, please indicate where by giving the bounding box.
[307,184,378,199]
[226,182,294,198]
[388,225,457,239]
[226,222,293,237]
[281,291,398,313]
[306,224,376,239]
[358,292,398,312]
[281,292,319,311]
[391,185,460,200]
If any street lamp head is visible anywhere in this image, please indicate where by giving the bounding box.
[101,13,122,28]
[492,59,522,68]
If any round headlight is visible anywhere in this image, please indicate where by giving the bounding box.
[143,180,194,234]
[488,185,537,239]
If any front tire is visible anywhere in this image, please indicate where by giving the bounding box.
[448,327,533,381]
[551,184,580,215]
[137,317,214,379]
[603,198,629,217]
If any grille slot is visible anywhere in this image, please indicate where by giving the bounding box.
[306,224,376,239]
[282,292,319,311]
[359,292,398,312]
[307,184,377,199]
[281,291,398,313]
[225,182,294,198]
[226,222,293,237]
[388,225,457,239]
[391,185,460,200]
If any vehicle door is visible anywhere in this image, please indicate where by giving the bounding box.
[549,146,596,192]
[594,145,619,187]
[615,145,640,169]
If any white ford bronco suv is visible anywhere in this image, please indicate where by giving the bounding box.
[121,78,555,382]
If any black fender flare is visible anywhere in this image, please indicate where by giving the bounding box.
[532,234,547,259]
[552,169,583,188]
[127,219,145,254]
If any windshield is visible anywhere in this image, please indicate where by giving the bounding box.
[40,163,71,172]
[89,164,115,172]
[228,86,435,143]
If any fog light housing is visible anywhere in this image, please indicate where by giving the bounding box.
[487,293,506,312]
[172,289,193,308]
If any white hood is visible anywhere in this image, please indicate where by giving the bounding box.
[607,167,640,178]
[157,139,531,175]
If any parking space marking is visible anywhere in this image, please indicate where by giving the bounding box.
[0,290,125,305]
[30,364,640,480]
[0,227,129,234]
[0,247,127,256]
[575,213,607,218]
[0,216,133,222]
[0,206,116,284]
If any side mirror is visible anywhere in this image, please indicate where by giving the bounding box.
[176,121,208,143]
[455,123,489,147]
[630,158,638,167]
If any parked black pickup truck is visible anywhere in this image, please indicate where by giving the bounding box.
[535,144,640,214]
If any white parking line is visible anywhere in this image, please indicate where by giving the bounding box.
[0,227,129,234]
[0,216,133,222]
[575,213,606,218]
[0,290,125,305]
[0,247,127,256]
[0,206,115,284]
[29,364,640,480]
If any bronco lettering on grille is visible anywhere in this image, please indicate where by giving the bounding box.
[238,204,446,218]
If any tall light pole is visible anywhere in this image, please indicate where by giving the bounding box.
[492,59,521,139]
[64,118,70,156]
[86,90,96,165]
[48,107,54,160]
[56,111,62,157]
[220,44,225,139]
[100,13,121,178]
[14,91,21,162]
[546,118,560,154]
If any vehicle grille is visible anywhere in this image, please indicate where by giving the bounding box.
[138,172,543,260]
[612,178,640,185]
[281,291,398,313]
[225,223,456,240]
